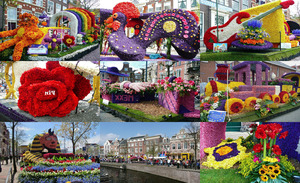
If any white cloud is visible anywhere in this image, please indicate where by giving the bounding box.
[99,133,120,145]
[16,126,33,131]
[87,134,101,144]
[136,133,145,136]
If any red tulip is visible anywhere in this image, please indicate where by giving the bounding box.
[266,131,276,139]
[253,143,263,153]
[279,131,288,139]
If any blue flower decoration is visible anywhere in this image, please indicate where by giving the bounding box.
[247,20,262,29]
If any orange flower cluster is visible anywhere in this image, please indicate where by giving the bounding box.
[240,39,264,45]
[0,13,44,61]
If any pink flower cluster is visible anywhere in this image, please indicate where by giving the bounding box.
[157,77,197,95]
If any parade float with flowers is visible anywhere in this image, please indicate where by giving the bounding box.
[0,8,99,61]
[19,129,100,183]
[200,61,300,122]
[100,2,200,61]
[200,122,300,183]
[201,0,300,61]
[100,76,200,121]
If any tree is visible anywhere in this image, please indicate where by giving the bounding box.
[159,61,176,77]
[79,0,100,11]
[56,122,99,154]
[7,122,20,175]
[15,127,27,159]
[185,122,200,166]
[146,141,161,163]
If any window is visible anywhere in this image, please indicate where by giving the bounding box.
[119,77,123,82]
[178,61,181,66]
[35,12,42,19]
[22,10,32,14]
[277,68,279,77]
[146,147,149,151]
[232,0,240,11]
[215,15,225,26]
[146,141,149,145]
[36,0,43,6]
[139,142,142,146]
[208,77,215,82]
[178,0,186,9]
[176,69,181,78]
[140,148,143,152]
[160,65,163,70]
[63,0,67,3]
[124,68,128,71]
[155,2,162,11]
[24,0,32,3]
[164,1,171,9]
[48,0,54,14]
[135,148,138,153]
[172,144,175,149]
[243,0,249,9]
[160,73,164,79]
[7,7,17,30]
[178,143,181,149]
[63,6,67,10]
[184,142,188,149]
[191,143,195,149]
[135,142,138,146]
[148,5,153,13]
[56,3,61,13]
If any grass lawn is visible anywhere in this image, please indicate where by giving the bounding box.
[200,169,250,183]
[200,47,300,61]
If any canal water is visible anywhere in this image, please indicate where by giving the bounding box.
[101,166,185,183]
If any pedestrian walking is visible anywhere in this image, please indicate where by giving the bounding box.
[177,159,180,168]
[167,159,171,167]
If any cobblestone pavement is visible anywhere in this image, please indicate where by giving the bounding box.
[0,161,21,183]
[79,45,100,61]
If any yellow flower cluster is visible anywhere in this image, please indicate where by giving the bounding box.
[263,156,278,163]
[203,139,250,169]
[244,97,257,111]
[259,164,281,182]
[204,81,245,97]
[163,21,176,33]
[216,146,233,156]
[238,154,259,177]
[225,98,244,114]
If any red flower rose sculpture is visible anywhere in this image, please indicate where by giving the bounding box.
[18,63,92,117]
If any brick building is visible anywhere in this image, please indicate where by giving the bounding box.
[0,122,10,157]
[5,0,46,30]
[46,0,68,16]
[127,135,146,157]
[200,61,296,83]
[145,135,163,157]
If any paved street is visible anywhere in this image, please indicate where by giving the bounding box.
[267,107,300,122]
[79,45,100,61]
[0,161,20,183]
[100,109,124,122]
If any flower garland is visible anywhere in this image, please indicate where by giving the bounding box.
[224,98,244,114]
[202,138,249,169]
[156,77,197,97]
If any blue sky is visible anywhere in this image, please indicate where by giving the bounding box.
[100,61,159,73]
[5,122,100,151]
[100,122,191,145]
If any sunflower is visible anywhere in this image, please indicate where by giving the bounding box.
[268,165,275,171]
[202,139,249,169]
[279,91,289,103]
[259,168,267,175]
[274,164,280,169]
[273,168,281,175]
[269,173,277,179]
[260,175,268,182]
[225,98,244,114]
[262,164,268,170]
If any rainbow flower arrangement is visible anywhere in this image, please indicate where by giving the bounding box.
[239,123,297,183]
[202,138,249,169]
[237,20,269,46]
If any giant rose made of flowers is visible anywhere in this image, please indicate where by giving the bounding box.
[18,61,92,117]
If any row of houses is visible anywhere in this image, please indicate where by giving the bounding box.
[0,122,10,157]
[102,128,200,160]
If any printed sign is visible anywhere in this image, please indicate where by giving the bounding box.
[213,43,227,53]
[28,44,48,55]
[280,43,292,49]
[112,94,140,103]
[207,110,226,122]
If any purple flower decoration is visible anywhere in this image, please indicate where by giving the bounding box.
[212,143,240,162]
[247,20,262,29]
[292,29,300,34]
[203,103,211,110]
[44,34,62,50]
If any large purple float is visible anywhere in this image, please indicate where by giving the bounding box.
[100,2,200,60]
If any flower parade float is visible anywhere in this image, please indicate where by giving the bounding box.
[200,0,300,61]
[100,2,200,61]
[200,122,300,183]
[0,61,105,122]
[200,62,300,122]
[0,8,99,61]
[100,76,200,122]
[19,129,100,183]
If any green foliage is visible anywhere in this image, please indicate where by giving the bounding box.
[241,136,255,150]
[201,169,250,183]
[278,155,295,172]
[238,154,259,177]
